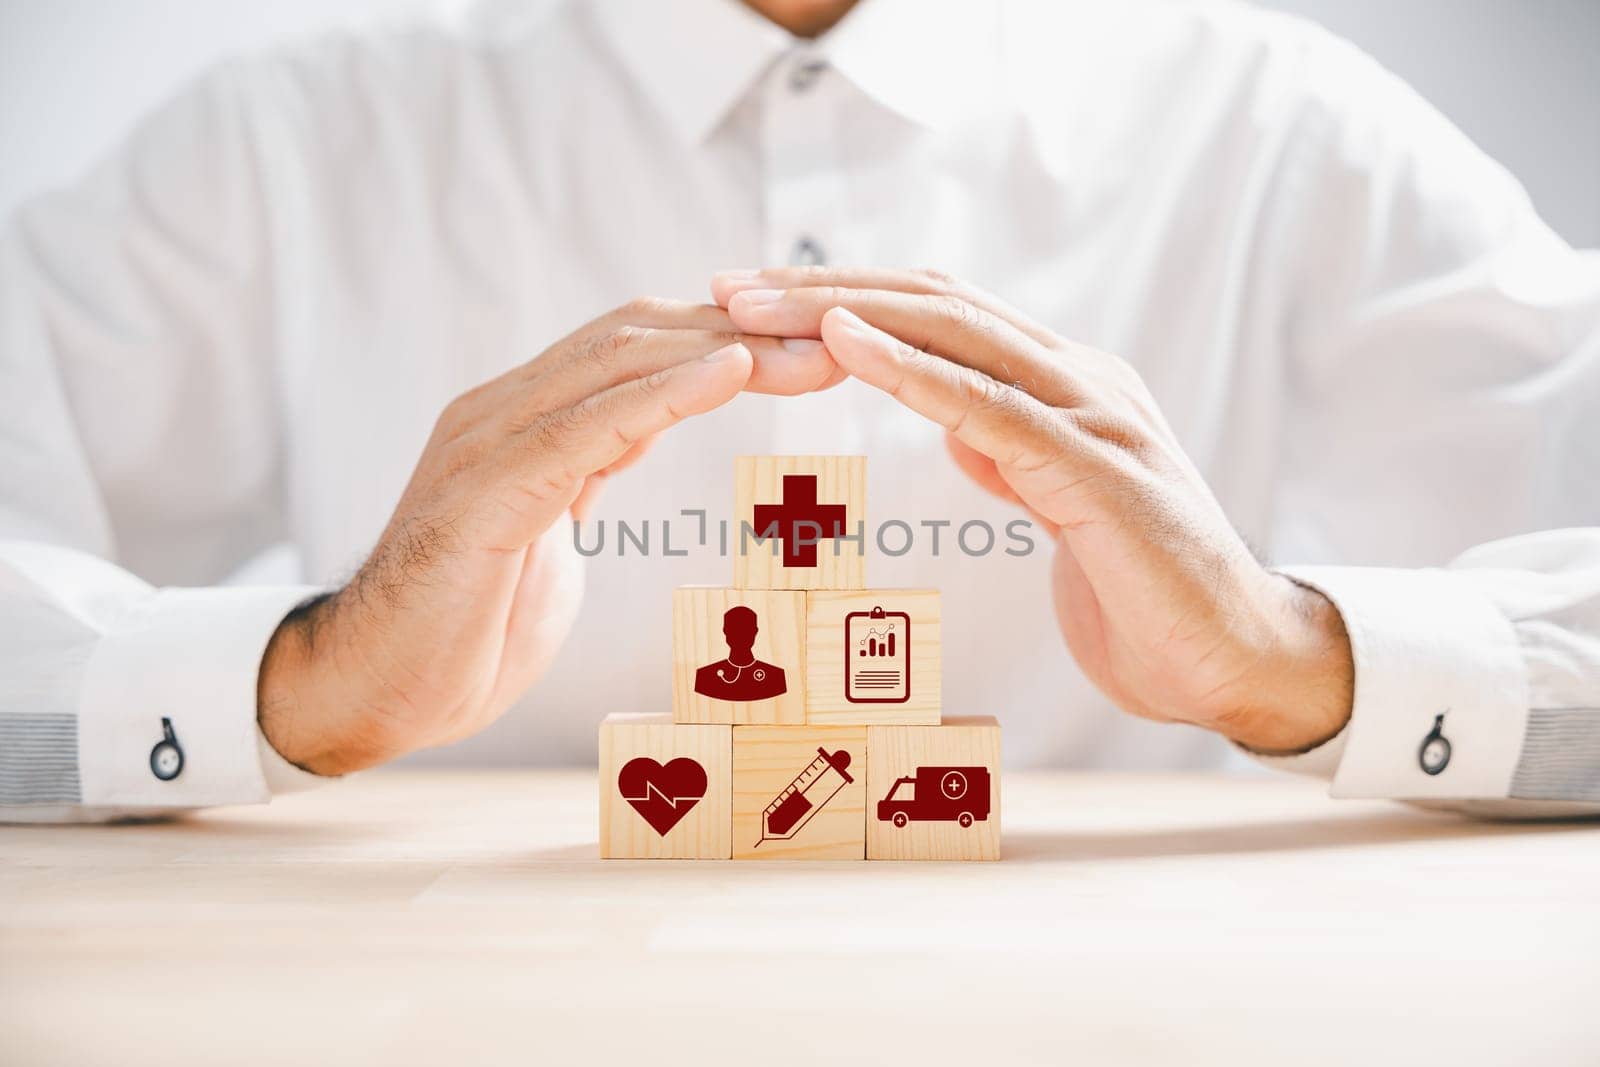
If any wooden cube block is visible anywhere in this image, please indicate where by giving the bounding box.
[599,713,731,859]
[733,455,866,590]
[866,716,1001,861]
[806,589,940,726]
[672,587,806,725]
[732,726,867,860]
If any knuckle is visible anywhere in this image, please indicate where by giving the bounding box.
[591,324,653,364]
[635,364,675,395]
[885,334,926,372]
[933,293,987,335]
[788,265,832,286]
[526,406,586,457]
[973,373,1024,418]
[1083,343,1147,394]
[948,367,989,411]
[432,398,471,441]
[431,383,502,444]
[524,418,563,460]
[913,267,959,290]
[637,365,690,422]
[437,435,488,481]
[1068,407,1152,462]
[522,461,581,504]
[616,295,673,321]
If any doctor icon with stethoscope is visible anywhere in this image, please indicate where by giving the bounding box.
[693,606,788,702]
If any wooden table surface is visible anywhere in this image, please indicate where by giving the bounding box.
[3,770,1597,1066]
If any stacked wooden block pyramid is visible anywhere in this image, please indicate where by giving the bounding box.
[599,456,1001,860]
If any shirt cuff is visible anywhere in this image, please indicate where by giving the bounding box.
[78,584,326,808]
[1276,565,1529,800]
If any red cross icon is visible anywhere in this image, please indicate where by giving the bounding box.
[751,474,848,568]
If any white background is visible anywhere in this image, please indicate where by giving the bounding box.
[2,0,1597,245]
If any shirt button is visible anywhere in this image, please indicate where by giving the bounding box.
[789,236,827,267]
[788,58,828,93]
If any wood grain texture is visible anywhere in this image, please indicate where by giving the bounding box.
[733,455,866,590]
[671,587,806,724]
[598,713,731,859]
[732,725,867,860]
[806,589,941,726]
[6,770,1599,1065]
[867,716,1001,861]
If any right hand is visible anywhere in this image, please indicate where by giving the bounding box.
[258,299,840,774]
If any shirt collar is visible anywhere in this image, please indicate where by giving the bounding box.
[589,0,1004,143]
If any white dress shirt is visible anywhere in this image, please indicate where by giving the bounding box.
[2,0,1598,822]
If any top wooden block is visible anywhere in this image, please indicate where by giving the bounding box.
[733,456,866,590]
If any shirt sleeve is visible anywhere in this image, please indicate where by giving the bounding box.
[0,543,327,822]
[1257,531,1600,817]
[0,61,331,822]
[1246,30,1600,817]
[1266,29,1600,570]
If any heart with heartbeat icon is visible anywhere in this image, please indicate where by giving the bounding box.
[617,757,708,837]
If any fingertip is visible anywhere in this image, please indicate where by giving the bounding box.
[701,340,755,388]
[727,288,814,337]
[660,344,752,419]
[710,269,763,307]
[822,305,865,328]
[818,306,883,370]
[820,305,874,341]
[703,339,751,362]
[740,335,840,396]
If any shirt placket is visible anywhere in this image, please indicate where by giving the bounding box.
[759,45,870,451]
[762,46,842,270]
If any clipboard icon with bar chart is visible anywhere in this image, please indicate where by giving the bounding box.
[845,606,911,703]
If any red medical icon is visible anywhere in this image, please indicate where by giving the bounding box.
[876,766,992,828]
[617,756,708,836]
[845,606,910,703]
[755,747,854,848]
[751,474,847,568]
[694,606,788,701]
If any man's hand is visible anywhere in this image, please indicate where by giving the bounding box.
[714,268,1353,754]
[259,299,841,774]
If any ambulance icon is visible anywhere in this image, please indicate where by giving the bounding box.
[876,766,992,828]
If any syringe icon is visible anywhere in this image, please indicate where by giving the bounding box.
[755,747,855,848]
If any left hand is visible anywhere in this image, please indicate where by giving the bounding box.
[713,267,1353,753]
